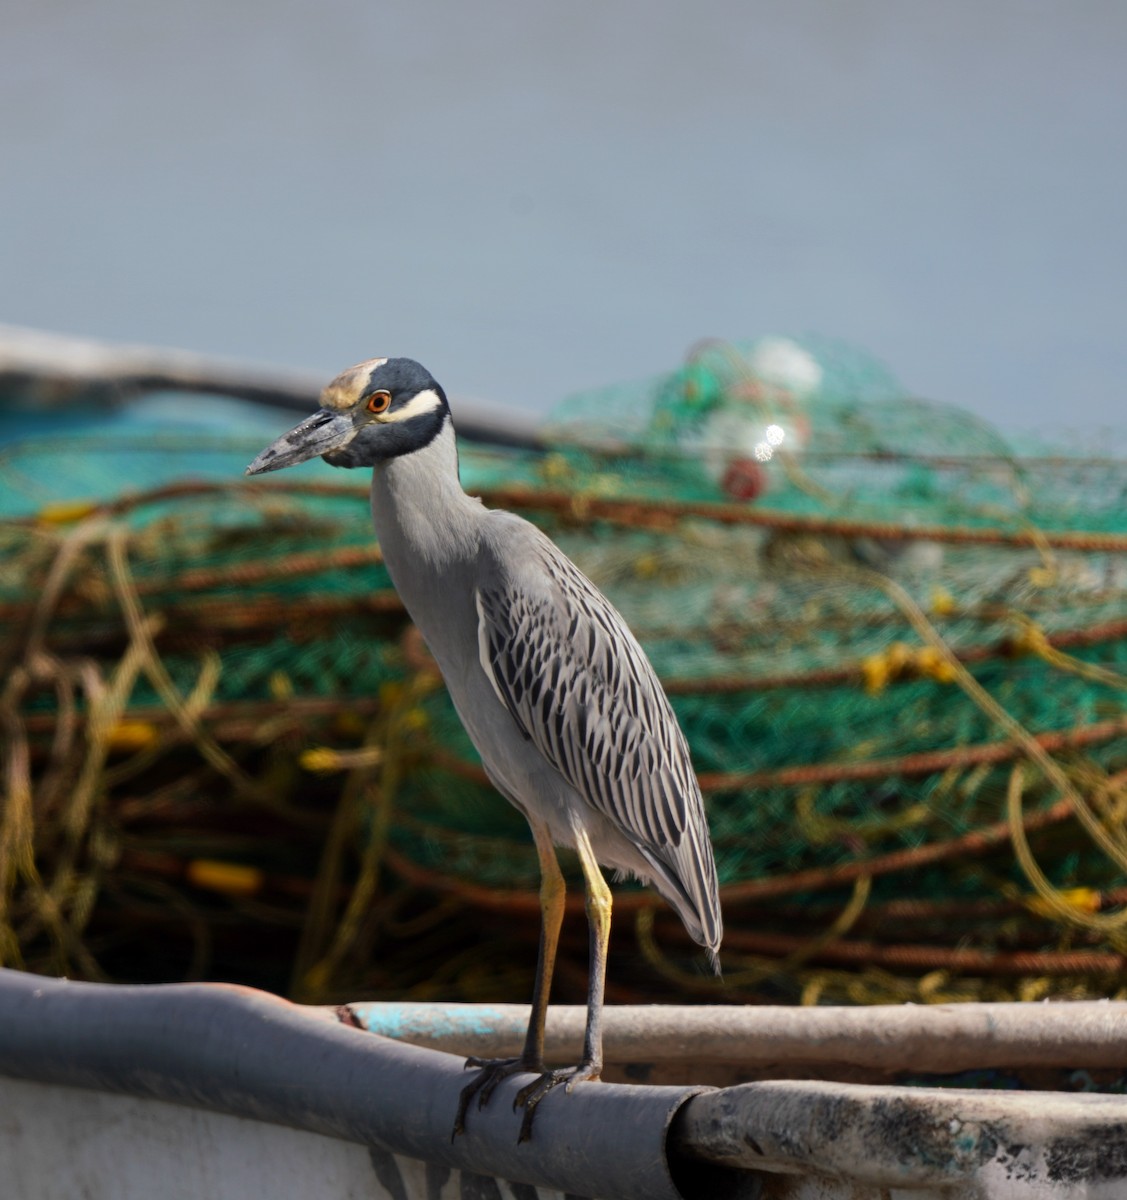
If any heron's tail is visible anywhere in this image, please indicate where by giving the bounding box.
[640,821,723,975]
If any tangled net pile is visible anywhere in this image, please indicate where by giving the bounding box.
[2,337,1125,1012]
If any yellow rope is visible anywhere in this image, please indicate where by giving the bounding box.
[1006,764,1127,934]
[105,527,281,807]
[296,673,440,1000]
[1007,612,1127,692]
[635,873,872,990]
[845,563,1127,880]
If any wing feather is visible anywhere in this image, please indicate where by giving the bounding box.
[474,524,721,955]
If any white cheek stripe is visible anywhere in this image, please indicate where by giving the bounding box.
[381,387,444,423]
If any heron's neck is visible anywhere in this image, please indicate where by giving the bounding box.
[369,420,483,573]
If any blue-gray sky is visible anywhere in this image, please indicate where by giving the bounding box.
[2,1,1124,431]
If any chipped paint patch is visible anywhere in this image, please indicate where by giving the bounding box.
[348,1002,513,1042]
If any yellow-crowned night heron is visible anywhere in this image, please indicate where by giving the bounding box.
[247,358,722,1139]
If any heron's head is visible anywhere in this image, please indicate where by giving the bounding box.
[245,357,450,475]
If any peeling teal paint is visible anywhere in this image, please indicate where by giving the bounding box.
[349,1003,513,1041]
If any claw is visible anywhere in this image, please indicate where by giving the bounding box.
[452,1056,540,1140]
[476,1064,512,1110]
[514,1062,601,1143]
[453,1056,601,1143]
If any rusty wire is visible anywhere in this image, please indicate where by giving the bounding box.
[3,458,1126,1006]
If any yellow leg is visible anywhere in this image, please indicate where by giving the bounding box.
[453,818,565,1138]
[509,823,611,1141]
[521,819,566,1066]
[457,818,611,1143]
[572,824,611,1076]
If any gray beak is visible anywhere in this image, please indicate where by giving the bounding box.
[245,409,357,476]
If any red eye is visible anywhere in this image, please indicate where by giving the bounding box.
[367,390,392,414]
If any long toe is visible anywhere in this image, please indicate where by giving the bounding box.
[514,1063,601,1143]
[453,1057,540,1139]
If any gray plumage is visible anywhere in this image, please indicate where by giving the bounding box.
[365,404,721,965]
[247,356,722,1136]
[474,524,721,959]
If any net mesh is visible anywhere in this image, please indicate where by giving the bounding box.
[2,341,1126,1014]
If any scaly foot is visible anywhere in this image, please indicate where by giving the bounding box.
[452,1055,541,1138]
[512,1061,601,1143]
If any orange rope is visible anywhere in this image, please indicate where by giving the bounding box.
[16,476,1127,552]
[715,926,1127,976]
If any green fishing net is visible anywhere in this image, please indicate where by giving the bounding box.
[2,340,1125,1005]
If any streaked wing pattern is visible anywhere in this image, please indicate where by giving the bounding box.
[474,526,721,950]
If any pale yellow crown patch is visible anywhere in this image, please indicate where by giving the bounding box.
[320,357,389,411]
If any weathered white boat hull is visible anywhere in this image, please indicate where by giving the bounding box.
[2,969,1125,1199]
